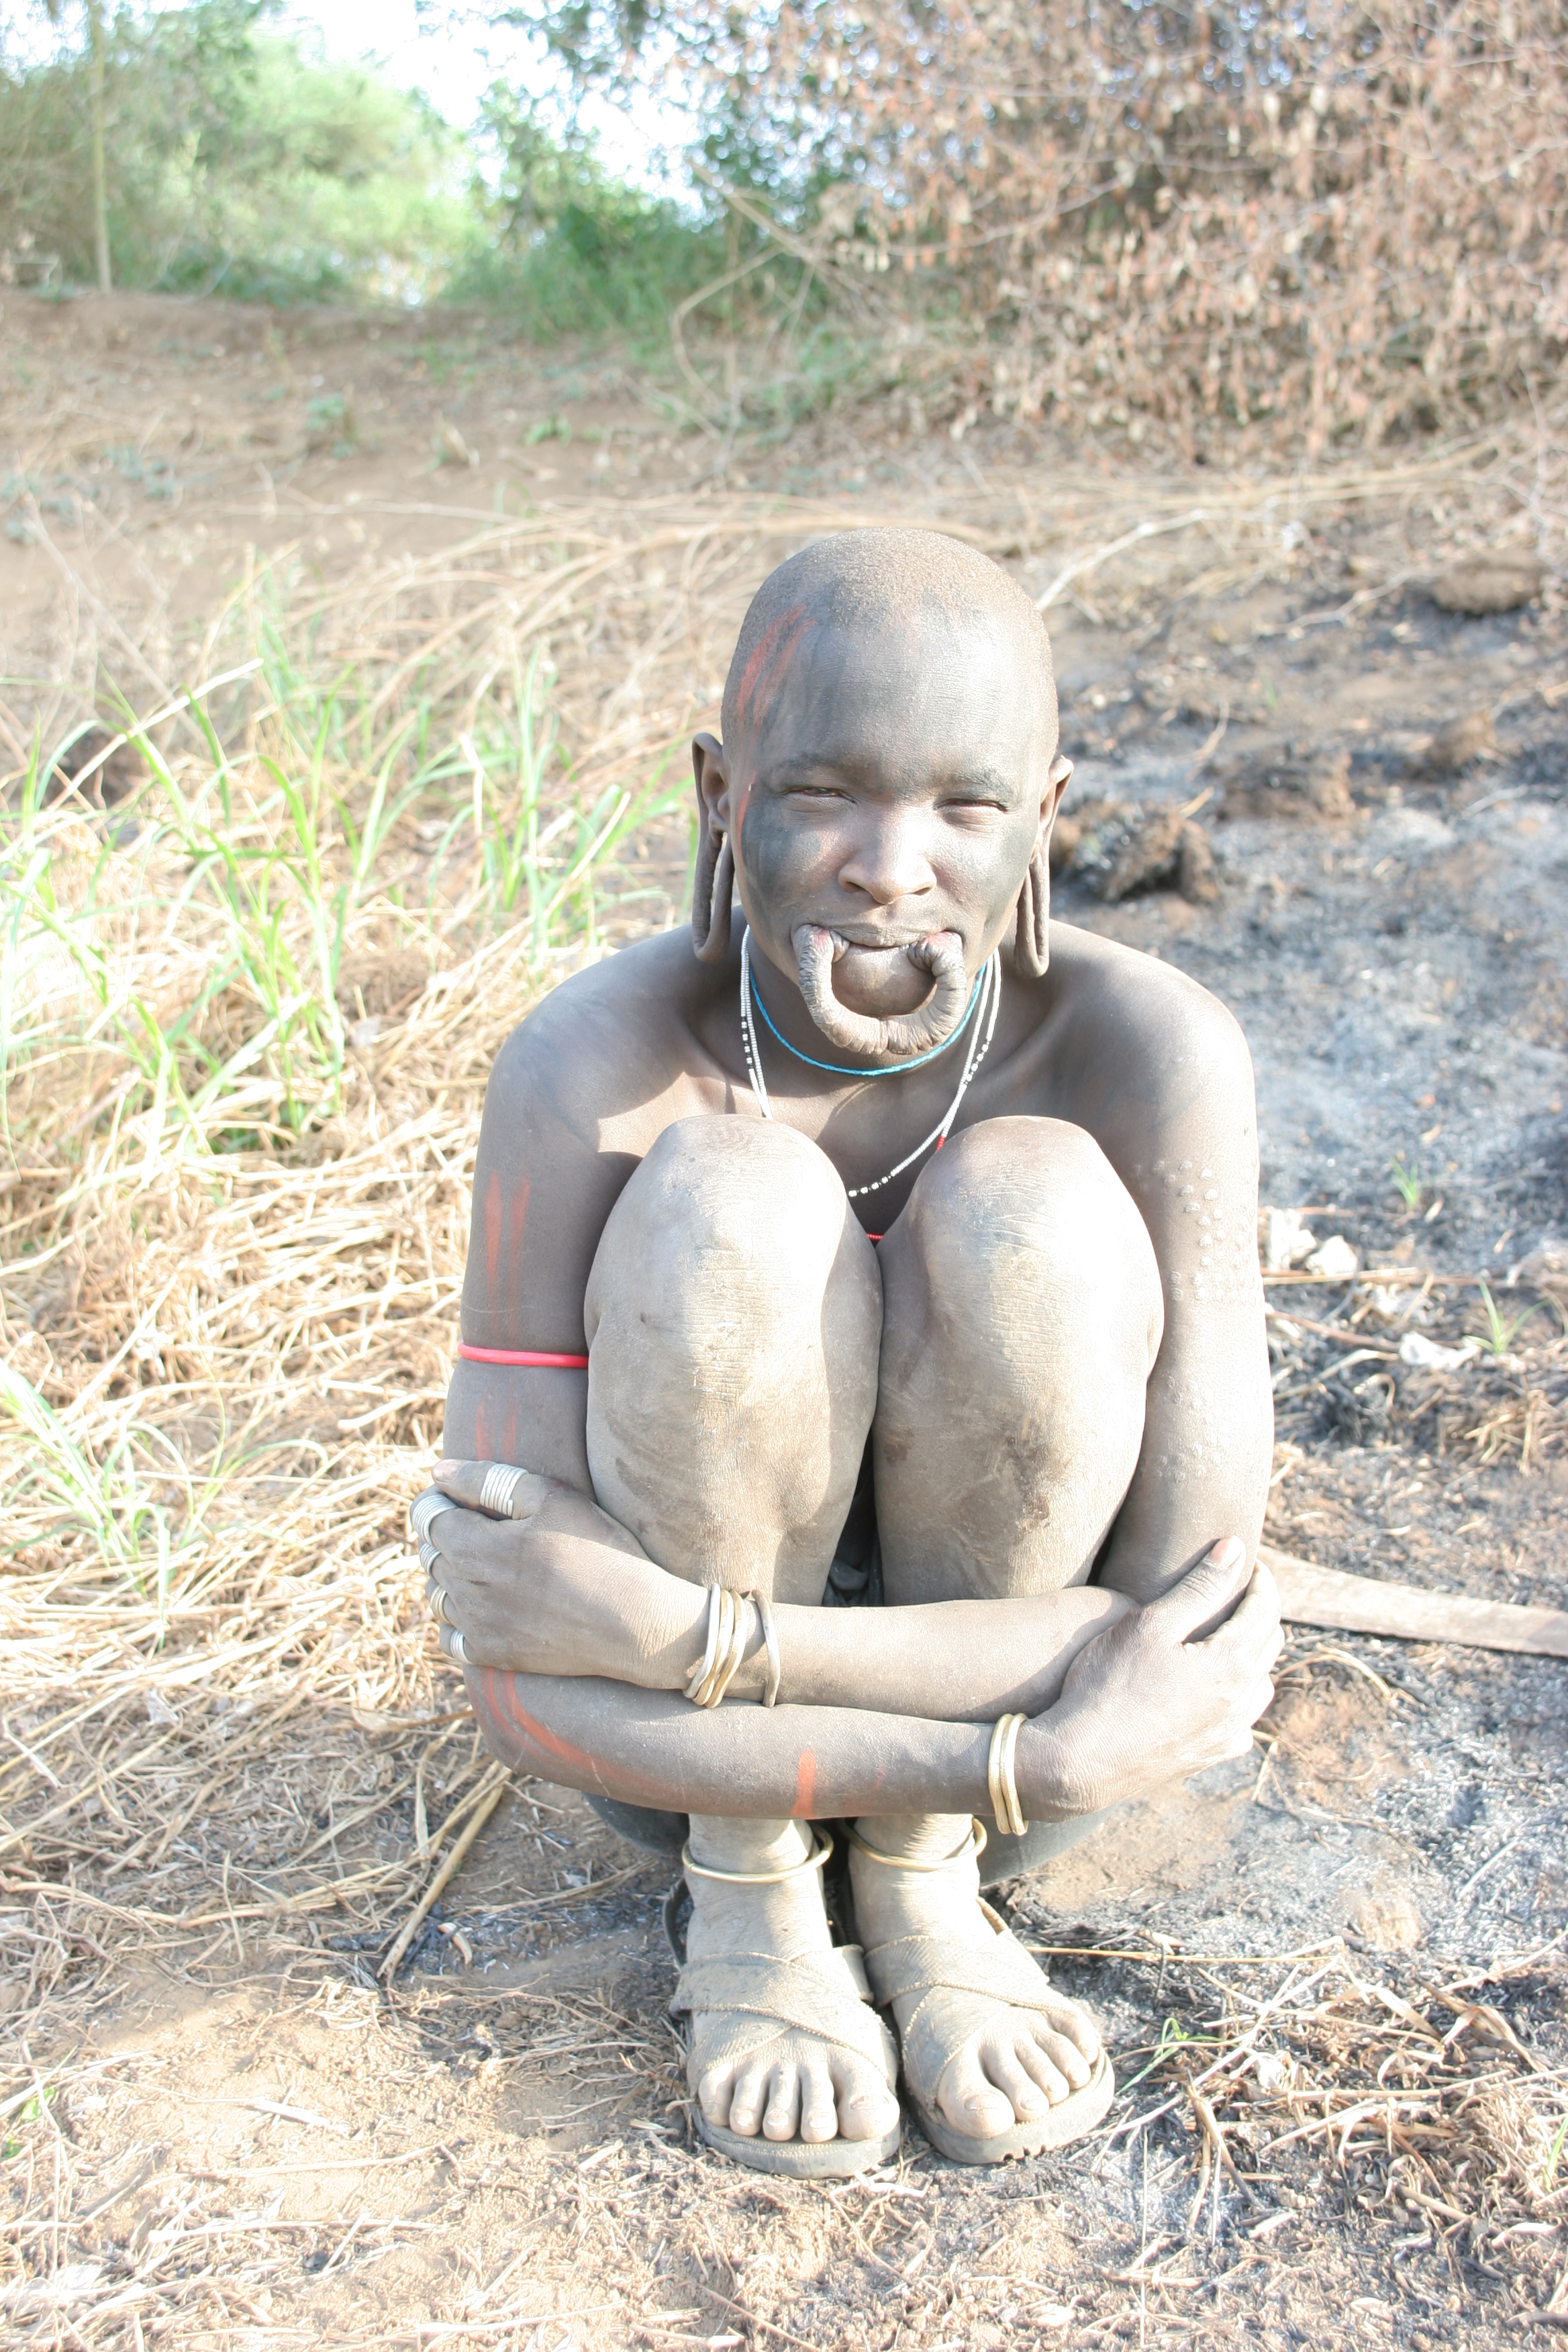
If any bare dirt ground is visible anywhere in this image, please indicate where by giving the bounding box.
[3,291,1568,2351]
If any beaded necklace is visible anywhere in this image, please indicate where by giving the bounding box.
[738,926,1002,1202]
[748,953,983,1077]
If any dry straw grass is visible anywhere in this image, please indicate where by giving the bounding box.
[1093,1941,1568,2262]
[0,447,1564,2328]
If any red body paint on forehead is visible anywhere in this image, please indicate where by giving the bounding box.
[733,603,814,734]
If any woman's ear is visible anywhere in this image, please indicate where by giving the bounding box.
[691,732,735,965]
[1014,754,1073,981]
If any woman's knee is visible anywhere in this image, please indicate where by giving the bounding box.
[887,1116,1162,1371]
[583,1116,881,1594]
[585,1115,880,1378]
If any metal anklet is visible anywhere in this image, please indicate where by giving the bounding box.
[681,1830,834,1885]
[987,1712,1030,1839]
[844,1818,988,1870]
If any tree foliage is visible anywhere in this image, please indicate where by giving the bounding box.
[0,1,481,299]
[445,85,724,330]
[0,1,721,325]
[499,0,1568,450]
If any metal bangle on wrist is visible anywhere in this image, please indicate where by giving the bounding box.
[987,1711,1030,1838]
[685,1584,778,1708]
[756,1594,781,1708]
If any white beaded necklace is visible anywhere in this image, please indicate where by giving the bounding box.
[738,926,1003,1202]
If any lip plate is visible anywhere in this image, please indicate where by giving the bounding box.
[803,926,957,955]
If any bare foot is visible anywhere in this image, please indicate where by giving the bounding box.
[849,1812,1101,2141]
[684,1817,901,2149]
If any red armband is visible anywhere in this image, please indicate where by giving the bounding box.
[457,1344,589,1369]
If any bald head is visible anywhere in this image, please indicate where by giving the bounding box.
[693,524,1072,1047]
[722,528,1057,752]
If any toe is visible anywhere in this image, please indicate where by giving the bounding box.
[696,2061,738,2130]
[938,2044,1016,2139]
[763,2060,802,2143]
[1041,1995,1099,2063]
[798,2055,840,2145]
[834,2059,901,2145]
[1014,2031,1075,2106]
[1029,2022,1093,2094]
[725,2056,772,2138]
[984,2035,1061,2119]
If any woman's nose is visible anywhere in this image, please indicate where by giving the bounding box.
[838,814,936,904]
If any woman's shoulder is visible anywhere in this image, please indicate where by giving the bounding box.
[489,929,721,1099]
[1045,920,1252,1069]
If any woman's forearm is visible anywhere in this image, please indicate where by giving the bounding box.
[467,1665,1087,1822]
[467,1541,1282,1825]
[434,1492,1134,1724]
[753,1588,1132,1720]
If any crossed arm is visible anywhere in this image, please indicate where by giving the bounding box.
[429,1384,1281,1824]
[434,972,1279,1823]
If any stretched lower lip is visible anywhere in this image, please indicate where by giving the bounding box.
[834,936,934,952]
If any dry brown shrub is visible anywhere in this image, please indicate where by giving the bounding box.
[648,0,1568,454]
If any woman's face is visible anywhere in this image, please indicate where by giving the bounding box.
[712,602,1065,1025]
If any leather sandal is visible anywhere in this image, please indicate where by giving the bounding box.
[663,1857,903,2179]
[854,1830,1114,2165]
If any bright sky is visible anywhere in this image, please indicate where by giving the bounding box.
[277,0,534,131]
[274,0,677,186]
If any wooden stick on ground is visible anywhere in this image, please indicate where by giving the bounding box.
[1260,1545,1568,1659]
[379,1767,510,1982]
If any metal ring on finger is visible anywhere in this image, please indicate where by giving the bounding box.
[426,1579,456,1628]
[411,1489,458,1543]
[479,1462,526,1518]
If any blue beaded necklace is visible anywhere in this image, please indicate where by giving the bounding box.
[738,927,1004,1200]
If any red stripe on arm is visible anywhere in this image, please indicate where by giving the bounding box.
[458,1343,589,1369]
[483,1170,503,1290]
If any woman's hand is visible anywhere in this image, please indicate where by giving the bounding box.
[1021,1538,1281,1817]
[411,1459,707,1685]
